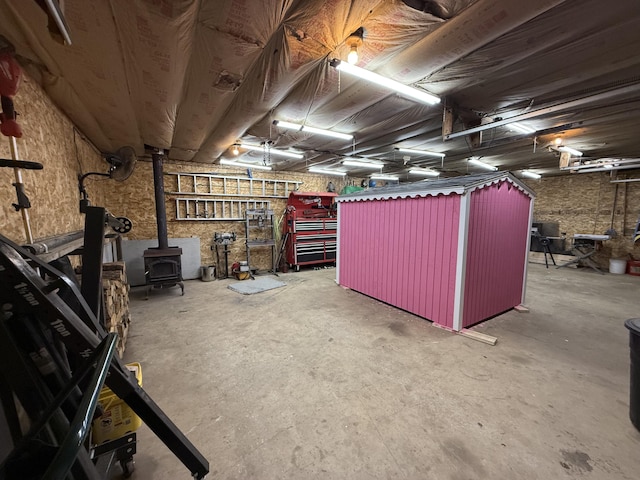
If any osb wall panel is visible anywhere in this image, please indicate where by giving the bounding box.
[104,160,362,272]
[0,73,106,244]
[524,172,640,266]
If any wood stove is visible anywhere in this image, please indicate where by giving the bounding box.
[143,247,183,294]
[143,150,184,298]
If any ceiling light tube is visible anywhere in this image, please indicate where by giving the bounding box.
[468,158,498,171]
[521,170,542,179]
[308,167,347,176]
[220,159,272,171]
[342,159,384,168]
[573,164,640,174]
[395,147,445,158]
[301,125,353,140]
[557,146,583,157]
[330,59,440,105]
[507,122,536,134]
[370,174,399,181]
[559,158,640,170]
[239,143,304,159]
[408,168,440,177]
[444,83,640,141]
[273,120,353,140]
[273,120,303,131]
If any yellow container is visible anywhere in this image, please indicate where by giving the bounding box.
[92,363,143,444]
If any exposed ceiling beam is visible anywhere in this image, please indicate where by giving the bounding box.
[443,83,640,141]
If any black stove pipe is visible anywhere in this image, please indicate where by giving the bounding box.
[151,152,169,250]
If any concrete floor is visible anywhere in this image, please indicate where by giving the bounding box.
[121,262,640,480]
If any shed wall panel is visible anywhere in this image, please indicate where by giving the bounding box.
[462,182,531,327]
[338,195,460,328]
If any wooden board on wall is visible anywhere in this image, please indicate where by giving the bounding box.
[0,72,107,244]
[105,161,363,271]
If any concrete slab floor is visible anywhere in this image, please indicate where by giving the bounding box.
[118,264,640,479]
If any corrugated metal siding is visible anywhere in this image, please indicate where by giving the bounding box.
[338,195,460,328]
[462,181,531,327]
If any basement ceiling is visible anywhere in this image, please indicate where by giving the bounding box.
[0,0,639,180]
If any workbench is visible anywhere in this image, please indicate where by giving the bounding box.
[556,234,610,274]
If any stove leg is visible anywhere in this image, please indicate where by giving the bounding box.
[179,282,184,296]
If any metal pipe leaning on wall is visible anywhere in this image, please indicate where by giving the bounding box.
[22,230,84,255]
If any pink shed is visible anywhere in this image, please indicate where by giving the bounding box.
[336,172,535,331]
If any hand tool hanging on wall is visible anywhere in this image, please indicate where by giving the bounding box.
[0,43,40,243]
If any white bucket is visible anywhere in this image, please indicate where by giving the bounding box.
[609,258,627,274]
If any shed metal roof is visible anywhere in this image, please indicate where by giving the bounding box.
[336,172,535,202]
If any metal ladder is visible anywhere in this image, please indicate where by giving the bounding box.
[165,172,302,199]
[175,198,272,220]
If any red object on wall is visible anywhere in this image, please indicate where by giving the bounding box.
[0,52,23,138]
[0,53,21,96]
[284,191,338,270]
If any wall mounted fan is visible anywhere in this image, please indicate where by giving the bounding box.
[78,146,137,233]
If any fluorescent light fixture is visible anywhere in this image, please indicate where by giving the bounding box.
[408,168,440,177]
[231,144,239,155]
[302,125,353,140]
[395,147,445,158]
[560,158,640,173]
[558,146,583,157]
[220,159,272,171]
[308,167,347,176]
[521,170,541,179]
[330,59,440,105]
[576,164,640,173]
[273,120,353,141]
[468,158,498,171]
[273,120,303,131]
[370,174,399,181]
[239,143,304,159]
[342,159,384,169]
[507,122,536,134]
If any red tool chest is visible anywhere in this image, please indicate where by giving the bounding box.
[284,191,337,270]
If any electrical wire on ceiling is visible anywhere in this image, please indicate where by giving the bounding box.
[73,126,103,176]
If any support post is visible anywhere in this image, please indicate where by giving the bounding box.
[151,152,169,250]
